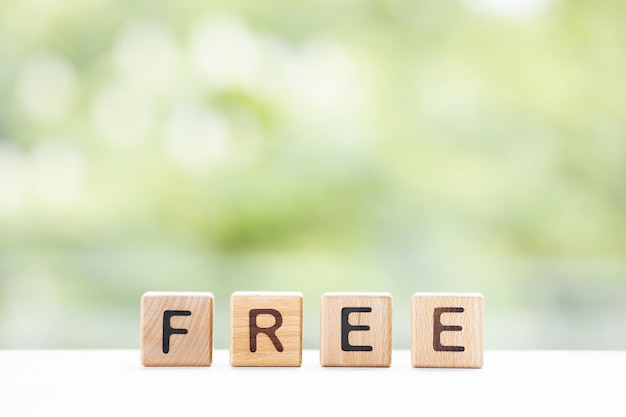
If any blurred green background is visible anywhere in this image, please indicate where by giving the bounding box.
[0,0,625,350]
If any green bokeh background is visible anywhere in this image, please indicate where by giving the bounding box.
[1,0,625,349]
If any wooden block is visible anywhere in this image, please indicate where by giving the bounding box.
[411,292,483,368]
[320,292,392,367]
[140,291,214,367]
[230,291,303,367]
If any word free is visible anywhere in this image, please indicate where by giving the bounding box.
[140,291,483,368]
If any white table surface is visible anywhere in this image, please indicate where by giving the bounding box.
[2,349,624,416]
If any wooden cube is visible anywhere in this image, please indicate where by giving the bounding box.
[320,292,392,367]
[230,291,303,367]
[411,293,483,368]
[140,292,214,367]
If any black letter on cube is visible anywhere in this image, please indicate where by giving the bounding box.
[433,307,465,352]
[249,309,284,352]
[162,310,192,354]
[341,307,373,352]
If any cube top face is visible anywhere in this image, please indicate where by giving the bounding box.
[320,292,392,367]
[411,293,483,368]
[230,291,303,367]
[140,292,214,367]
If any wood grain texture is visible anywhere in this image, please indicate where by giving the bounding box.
[140,292,213,367]
[320,292,392,367]
[411,293,483,368]
[230,291,303,367]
